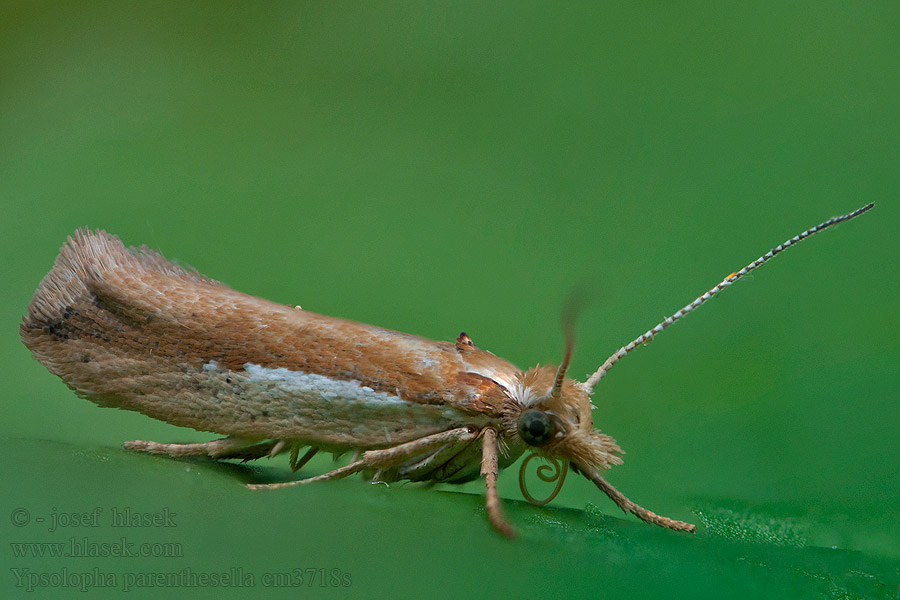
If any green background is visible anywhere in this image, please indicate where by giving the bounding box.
[2,2,898,598]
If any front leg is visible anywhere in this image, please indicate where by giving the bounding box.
[578,463,696,533]
[480,428,516,538]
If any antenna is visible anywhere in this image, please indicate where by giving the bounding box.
[551,289,589,398]
[550,329,574,399]
[584,203,874,393]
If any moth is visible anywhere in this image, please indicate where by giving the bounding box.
[21,204,872,537]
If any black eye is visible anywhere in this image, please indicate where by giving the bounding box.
[518,409,555,446]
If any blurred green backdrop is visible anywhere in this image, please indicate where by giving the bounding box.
[2,2,898,598]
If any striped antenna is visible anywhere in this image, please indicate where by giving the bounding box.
[584,203,874,393]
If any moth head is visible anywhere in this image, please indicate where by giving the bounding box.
[506,312,622,504]
[510,366,623,471]
[508,313,623,478]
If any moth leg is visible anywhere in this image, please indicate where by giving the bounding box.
[247,427,477,491]
[480,428,516,538]
[267,439,287,458]
[218,441,286,462]
[290,445,319,472]
[579,465,696,533]
[123,436,264,459]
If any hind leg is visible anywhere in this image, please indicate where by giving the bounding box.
[247,427,476,490]
[124,436,264,459]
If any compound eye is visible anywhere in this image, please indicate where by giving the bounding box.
[518,409,555,446]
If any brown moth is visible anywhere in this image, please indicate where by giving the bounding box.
[20,204,873,537]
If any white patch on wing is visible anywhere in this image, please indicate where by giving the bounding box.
[223,363,486,448]
[244,364,415,408]
[459,360,519,400]
[472,366,517,393]
[390,338,444,373]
